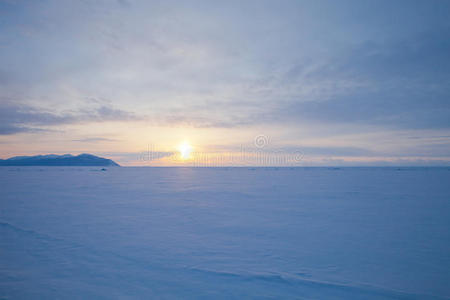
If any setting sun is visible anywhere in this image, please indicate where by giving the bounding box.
[178,142,193,160]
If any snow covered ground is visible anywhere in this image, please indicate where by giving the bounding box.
[1,167,449,299]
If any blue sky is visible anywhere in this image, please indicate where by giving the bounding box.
[0,0,449,165]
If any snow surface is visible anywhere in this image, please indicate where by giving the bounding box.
[1,167,449,299]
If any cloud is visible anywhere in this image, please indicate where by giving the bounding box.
[116,0,131,8]
[0,99,256,135]
[71,137,118,143]
[1,1,449,132]
[0,102,139,135]
[242,28,450,130]
[0,124,36,135]
[295,146,374,157]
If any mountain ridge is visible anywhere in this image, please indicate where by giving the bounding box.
[0,153,119,166]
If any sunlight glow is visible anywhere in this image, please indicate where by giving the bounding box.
[178,142,193,160]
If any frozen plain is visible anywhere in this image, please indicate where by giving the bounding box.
[0,167,449,299]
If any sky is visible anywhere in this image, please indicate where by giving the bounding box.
[0,0,449,166]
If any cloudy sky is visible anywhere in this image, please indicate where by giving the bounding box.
[1,0,449,165]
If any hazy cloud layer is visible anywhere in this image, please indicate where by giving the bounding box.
[0,102,137,135]
[72,137,118,143]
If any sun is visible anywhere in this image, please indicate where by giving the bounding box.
[178,142,193,160]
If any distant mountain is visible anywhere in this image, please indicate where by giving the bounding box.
[0,154,120,166]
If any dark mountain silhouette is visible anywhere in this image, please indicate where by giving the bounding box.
[0,154,119,166]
